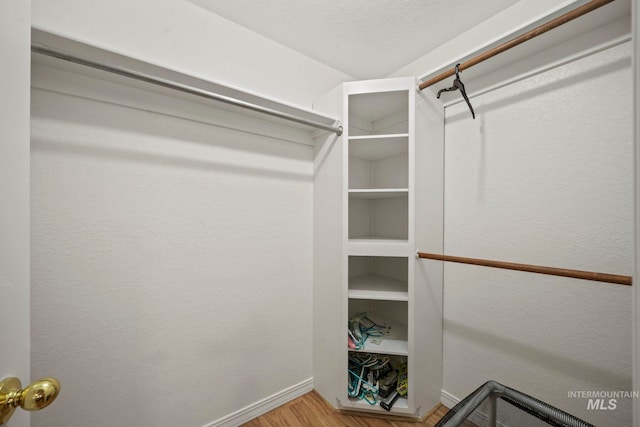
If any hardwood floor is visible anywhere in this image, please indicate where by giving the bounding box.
[241,391,450,427]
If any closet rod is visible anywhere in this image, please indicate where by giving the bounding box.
[416,251,632,286]
[31,44,344,136]
[418,0,614,90]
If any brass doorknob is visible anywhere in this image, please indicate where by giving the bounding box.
[0,377,60,425]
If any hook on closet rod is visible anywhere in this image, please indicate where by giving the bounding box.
[416,251,632,286]
[418,0,615,91]
[31,44,344,136]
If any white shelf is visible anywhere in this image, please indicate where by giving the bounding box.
[343,396,410,414]
[32,31,341,137]
[348,239,409,257]
[349,274,408,301]
[348,133,409,140]
[353,337,408,356]
[348,189,408,199]
[350,312,408,356]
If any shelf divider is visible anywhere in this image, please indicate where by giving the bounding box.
[348,274,408,301]
[348,188,408,199]
[348,133,409,140]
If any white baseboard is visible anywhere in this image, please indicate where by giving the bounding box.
[441,389,460,410]
[204,378,314,427]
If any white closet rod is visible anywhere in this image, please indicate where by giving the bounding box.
[32,44,344,136]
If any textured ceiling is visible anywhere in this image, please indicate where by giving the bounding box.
[187,0,521,79]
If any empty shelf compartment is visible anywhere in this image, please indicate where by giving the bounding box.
[349,256,408,301]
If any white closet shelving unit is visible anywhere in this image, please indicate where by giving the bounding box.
[313,77,444,418]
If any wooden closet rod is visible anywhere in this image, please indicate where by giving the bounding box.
[418,0,615,90]
[416,252,632,286]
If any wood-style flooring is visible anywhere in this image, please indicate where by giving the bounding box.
[241,391,450,427]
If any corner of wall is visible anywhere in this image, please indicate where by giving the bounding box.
[205,378,313,427]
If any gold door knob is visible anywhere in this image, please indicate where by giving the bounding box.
[0,377,60,425]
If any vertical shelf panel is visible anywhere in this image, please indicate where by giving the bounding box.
[344,80,420,416]
[312,83,347,404]
[311,77,443,419]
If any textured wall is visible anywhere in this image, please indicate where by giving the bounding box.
[0,1,30,427]
[31,0,353,108]
[442,41,633,426]
[634,1,640,425]
[30,66,314,427]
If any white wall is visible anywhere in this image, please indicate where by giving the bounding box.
[0,1,30,427]
[30,63,314,427]
[29,2,352,424]
[442,37,633,427]
[634,1,640,424]
[31,0,353,108]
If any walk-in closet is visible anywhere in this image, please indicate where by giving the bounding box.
[1,0,638,426]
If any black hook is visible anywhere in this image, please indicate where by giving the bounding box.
[436,63,475,119]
